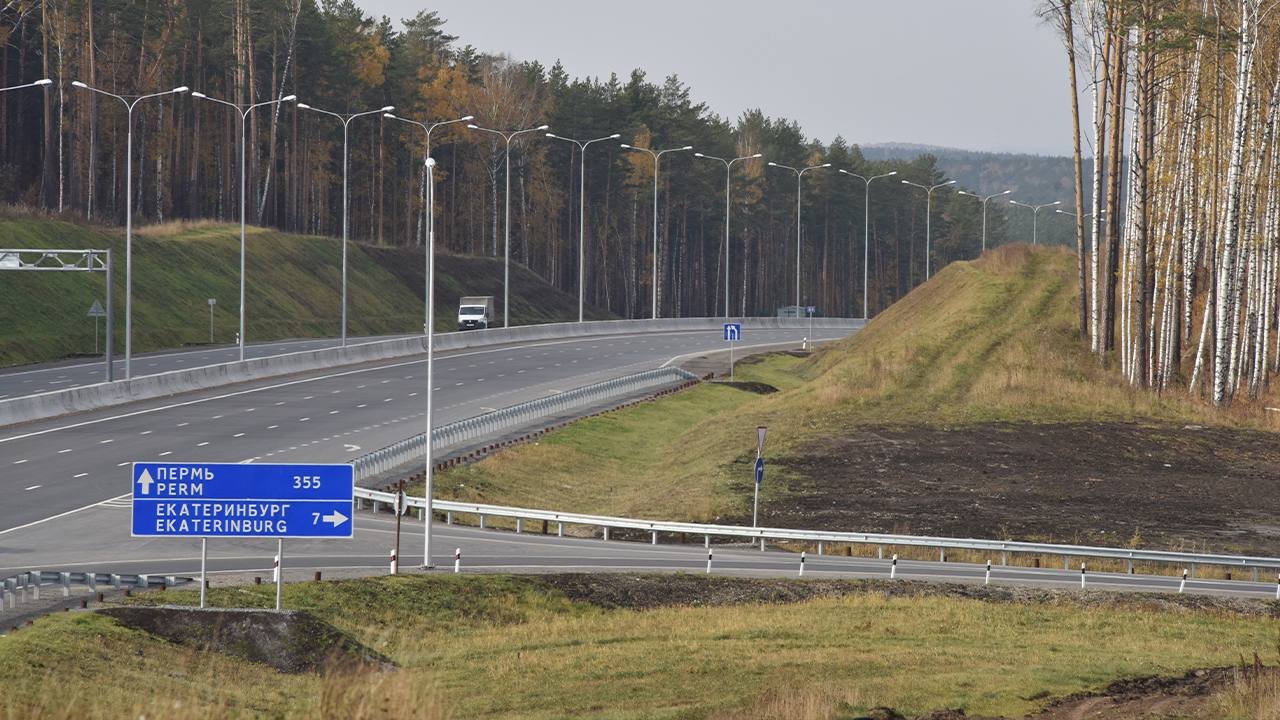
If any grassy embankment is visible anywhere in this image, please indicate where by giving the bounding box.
[435,245,1259,521]
[0,216,611,367]
[2,575,1278,719]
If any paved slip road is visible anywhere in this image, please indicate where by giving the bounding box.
[0,333,415,399]
[1,507,1271,601]
[0,326,854,534]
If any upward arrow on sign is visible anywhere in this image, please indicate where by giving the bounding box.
[136,468,154,495]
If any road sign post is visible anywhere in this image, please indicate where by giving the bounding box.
[723,323,742,381]
[208,298,216,344]
[131,462,354,610]
[753,425,767,529]
[87,299,107,354]
[805,306,816,348]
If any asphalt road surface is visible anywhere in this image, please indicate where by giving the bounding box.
[0,327,853,534]
[1,506,1271,601]
[0,334,414,399]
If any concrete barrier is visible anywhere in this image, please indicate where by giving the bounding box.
[0,317,862,427]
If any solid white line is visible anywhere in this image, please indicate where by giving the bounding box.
[57,448,72,454]
[198,441,210,447]
[99,438,114,444]
[13,459,27,464]
[159,451,172,456]
[25,484,41,490]
[73,473,87,478]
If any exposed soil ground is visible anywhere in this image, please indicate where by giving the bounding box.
[769,421,1280,555]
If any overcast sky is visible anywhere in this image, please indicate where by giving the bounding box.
[359,1,1071,157]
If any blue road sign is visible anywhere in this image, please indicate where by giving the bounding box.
[805,306,816,316]
[131,462,354,539]
[723,322,742,341]
[754,456,765,486]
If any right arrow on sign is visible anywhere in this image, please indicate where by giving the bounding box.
[322,510,349,527]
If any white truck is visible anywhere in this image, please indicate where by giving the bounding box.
[457,296,494,331]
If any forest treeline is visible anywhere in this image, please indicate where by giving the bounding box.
[1045,0,1280,406]
[0,0,1005,320]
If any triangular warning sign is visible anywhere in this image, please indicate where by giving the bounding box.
[87,300,106,318]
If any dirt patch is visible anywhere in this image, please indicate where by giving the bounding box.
[715,380,778,394]
[98,606,394,674]
[532,573,1280,616]
[770,421,1280,555]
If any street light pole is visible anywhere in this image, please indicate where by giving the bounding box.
[768,162,831,310]
[838,169,897,318]
[467,123,550,328]
[548,132,621,322]
[191,91,296,361]
[1009,200,1062,245]
[901,179,956,280]
[72,81,189,380]
[621,143,693,319]
[695,152,762,318]
[384,112,474,332]
[957,189,1012,253]
[297,102,395,347]
[421,157,438,568]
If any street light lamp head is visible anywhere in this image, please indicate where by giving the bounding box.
[620,143,632,149]
[820,163,832,167]
[545,132,557,138]
[282,94,297,102]
[538,124,550,130]
[462,115,475,121]
[609,133,621,139]
[944,179,957,185]
[768,161,779,167]
[381,105,395,112]
[693,152,705,157]
[383,113,396,119]
[71,80,87,88]
[191,91,206,99]
[999,189,1012,196]
[296,103,311,110]
[838,168,852,175]
[173,86,189,93]
[900,179,910,185]
[887,171,898,176]
[682,145,693,150]
[466,124,479,129]
[751,153,762,158]
[426,157,436,168]
[1050,200,1062,205]
[34,78,52,86]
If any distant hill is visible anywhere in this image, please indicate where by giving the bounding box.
[861,143,1093,249]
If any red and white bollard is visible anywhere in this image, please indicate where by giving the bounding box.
[389,547,398,575]
[453,548,461,574]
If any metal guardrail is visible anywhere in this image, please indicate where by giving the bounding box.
[352,367,698,482]
[351,490,1280,578]
[1,570,192,611]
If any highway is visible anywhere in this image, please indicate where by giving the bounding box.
[1,506,1271,601]
[0,326,853,533]
[0,333,415,399]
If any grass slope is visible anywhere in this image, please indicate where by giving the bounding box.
[0,216,611,367]
[2,575,1276,719]
[432,245,1280,540]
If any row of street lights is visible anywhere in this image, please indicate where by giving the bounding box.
[58,79,1064,381]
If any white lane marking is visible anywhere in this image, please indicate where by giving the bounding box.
[99,439,114,444]
[328,410,339,415]
[211,415,223,420]
[382,398,392,402]
[274,401,286,406]
[356,404,367,409]
[116,461,129,466]
[198,441,210,447]
[304,396,315,400]
[177,422,190,427]
[57,448,72,454]
[408,392,419,397]
[25,484,42,490]
[233,432,246,437]
[330,390,341,394]
[380,380,390,384]
[73,473,88,478]
[267,425,279,430]
[139,430,153,435]
[13,459,28,464]
[245,408,256,412]
[159,451,173,456]
[299,417,311,422]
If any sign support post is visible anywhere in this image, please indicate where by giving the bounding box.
[723,323,742,382]
[275,539,284,610]
[208,298,216,344]
[199,538,207,609]
[753,425,767,529]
